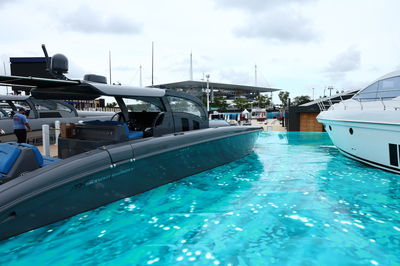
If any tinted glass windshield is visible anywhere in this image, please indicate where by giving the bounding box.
[122,98,162,112]
[31,99,74,112]
[168,96,205,118]
[354,76,400,101]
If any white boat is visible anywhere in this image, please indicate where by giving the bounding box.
[317,70,400,174]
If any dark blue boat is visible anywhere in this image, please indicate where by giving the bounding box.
[0,50,261,241]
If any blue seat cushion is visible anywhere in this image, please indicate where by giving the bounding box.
[84,120,143,140]
[84,120,125,126]
[0,143,21,175]
[42,156,62,166]
[14,143,44,167]
[127,131,143,140]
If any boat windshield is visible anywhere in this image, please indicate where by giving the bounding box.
[122,98,164,112]
[353,75,400,101]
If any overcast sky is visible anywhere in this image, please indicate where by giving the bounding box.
[1,0,400,102]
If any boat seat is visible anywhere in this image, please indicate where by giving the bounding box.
[0,142,62,180]
[7,142,62,167]
[84,120,143,140]
[16,143,44,166]
[0,143,22,176]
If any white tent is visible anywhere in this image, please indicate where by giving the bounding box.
[242,109,250,119]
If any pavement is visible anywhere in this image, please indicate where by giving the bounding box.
[251,118,286,131]
[1,130,59,157]
[37,144,59,157]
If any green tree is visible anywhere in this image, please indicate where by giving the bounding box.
[211,96,229,111]
[278,91,290,107]
[292,95,312,106]
[233,98,250,111]
[105,102,117,108]
[255,95,271,108]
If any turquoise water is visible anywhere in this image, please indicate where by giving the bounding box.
[0,132,400,265]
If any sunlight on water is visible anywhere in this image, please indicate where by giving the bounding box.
[0,132,399,265]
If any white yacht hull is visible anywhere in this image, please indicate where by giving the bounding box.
[318,110,400,174]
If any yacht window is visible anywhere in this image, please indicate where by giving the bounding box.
[0,102,13,118]
[167,96,205,118]
[353,82,378,101]
[31,99,74,113]
[122,98,162,112]
[0,108,8,119]
[377,76,400,99]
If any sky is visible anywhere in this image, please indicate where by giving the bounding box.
[0,0,400,103]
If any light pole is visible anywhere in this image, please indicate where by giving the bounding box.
[205,74,210,112]
[312,88,315,100]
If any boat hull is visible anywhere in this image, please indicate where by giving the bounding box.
[318,110,400,174]
[0,126,261,241]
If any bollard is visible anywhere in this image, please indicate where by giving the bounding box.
[55,120,60,145]
[42,124,50,156]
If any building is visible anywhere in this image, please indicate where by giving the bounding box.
[152,80,279,104]
[285,89,359,132]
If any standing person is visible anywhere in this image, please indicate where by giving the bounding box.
[13,108,31,143]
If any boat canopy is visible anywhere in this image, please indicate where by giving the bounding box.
[0,75,166,100]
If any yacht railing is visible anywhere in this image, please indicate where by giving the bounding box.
[317,89,400,111]
[316,91,358,111]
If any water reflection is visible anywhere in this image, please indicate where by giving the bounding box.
[0,132,399,265]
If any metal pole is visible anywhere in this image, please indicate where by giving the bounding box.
[109,50,112,85]
[206,74,210,112]
[190,52,193,80]
[55,120,60,146]
[42,124,50,156]
[312,88,315,100]
[151,41,154,86]
[255,64,257,86]
[139,65,142,87]
[3,62,8,95]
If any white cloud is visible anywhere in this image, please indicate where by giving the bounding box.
[215,0,319,43]
[60,7,142,34]
[325,46,361,81]
[235,7,319,43]
[0,0,17,7]
[215,0,316,13]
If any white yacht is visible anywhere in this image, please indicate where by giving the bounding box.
[317,70,400,174]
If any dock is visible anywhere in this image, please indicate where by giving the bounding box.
[251,118,286,131]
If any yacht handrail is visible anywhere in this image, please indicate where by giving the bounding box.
[316,89,400,111]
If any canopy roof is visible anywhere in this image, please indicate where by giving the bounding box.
[0,75,165,100]
[152,80,279,93]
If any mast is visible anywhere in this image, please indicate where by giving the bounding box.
[139,65,143,87]
[3,62,8,95]
[190,51,193,80]
[109,50,112,85]
[151,41,154,86]
[254,64,258,87]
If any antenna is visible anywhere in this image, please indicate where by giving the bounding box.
[3,62,8,95]
[190,51,193,80]
[41,44,50,71]
[41,44,68,80]
[255,64,258,87]
[151,41,154,86]
[109,50,112,85]
[139,65,143,87]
